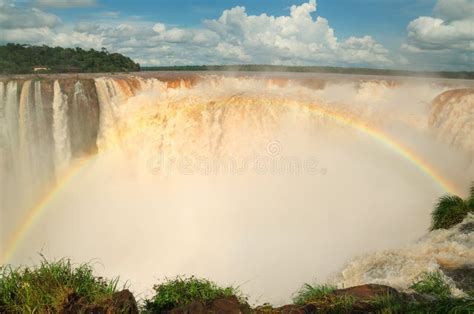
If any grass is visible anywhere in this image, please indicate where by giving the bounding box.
[292,283,355,313]
[431,182,474,230]
[292,283,336,305]
[0,257,119,313]
[142,275,245,313]
[406,271,474,313]
[410,271,452,298]
[368,293,474,314]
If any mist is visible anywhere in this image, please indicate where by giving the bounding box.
[1,74,473,305]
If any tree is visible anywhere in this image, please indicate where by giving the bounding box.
[431,183,474,230]
[0,43,140,74]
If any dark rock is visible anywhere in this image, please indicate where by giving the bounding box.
[459,222,474,234]
[59,289,138,314]
[111,289,139,313]
[332,284,402,313]
[442,265,474,292]
[211,296,245,313]
[168,296,248,314]
[300,303,318,313]
[169,300,206,314]
[269,304,306,313]
[333,284,400,300]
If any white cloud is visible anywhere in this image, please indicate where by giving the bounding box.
[406,17,474,51]
[152,23,166,33]
[0,3,60,29]
[36,0,97,8]
[403,0,474,70]
[434,0,474,22]
[0,0,394,67]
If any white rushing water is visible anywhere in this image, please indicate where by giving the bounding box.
[1,75,473,304]
[52,80,71,175]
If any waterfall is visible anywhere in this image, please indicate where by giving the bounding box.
[430,89,474,157]
[2,81,19,206]
[5,81,19,159]
[0,82,6,230]
[52,80,71,175]
[18,81,39,188]
[34,81,54,184]
[94,78,125,151]
[1,74,473,304]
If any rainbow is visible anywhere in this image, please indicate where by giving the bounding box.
[0,158,96,264]
[0,100,462,264]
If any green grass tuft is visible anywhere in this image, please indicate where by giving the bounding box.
[410,271,452,298]
[292,283,355,313]
[143,276,244,313]
[292,283,336,305]
[431,182,474,230]
[0,257,119,313]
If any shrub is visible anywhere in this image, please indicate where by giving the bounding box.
[0,257,119,313]
[143,276,244,313]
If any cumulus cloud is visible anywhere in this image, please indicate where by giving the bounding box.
[0,3,60,29]
[35,0,97,8]
[0,0,395,67]
[403,0,474,70]
[434,0,474,22]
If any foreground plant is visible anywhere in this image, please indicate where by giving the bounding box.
[0,257,119,313]
[143,276,245,313]
[431,182,474,230]
[292,283,355,313]
[292,283,336,305]
[410,271,452,298]
[405,271,474,313]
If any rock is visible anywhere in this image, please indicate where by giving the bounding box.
[59,289,138,314]
[459,222,474,234]
[211,296,246,313]
[442,265,474,292]
[169,300,206,314]
[270,304,305,313]
[333,284,400,300]
[332,284,402,313]
[110,289,139,313]
[168,296,248,314]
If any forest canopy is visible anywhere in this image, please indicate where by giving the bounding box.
[0,44,140,74]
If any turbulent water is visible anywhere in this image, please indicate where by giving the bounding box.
[0,73,473,303]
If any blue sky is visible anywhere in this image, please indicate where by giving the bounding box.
[1,0,473,70]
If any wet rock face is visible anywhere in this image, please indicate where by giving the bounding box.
[442,265,474,293]
[61,78,100,158]
[459,222,474,234]
[429,88,474,156]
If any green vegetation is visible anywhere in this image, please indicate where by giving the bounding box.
[292,283,355,313]
[0,43,140,74]
[143,276,244,313]
[410,271,452,298]
[0,257,119,313]
[431,183,474,230]
[292,282,336,305]
[407,271,474,314]
[368,293,474,314]
[142,64,474,80]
